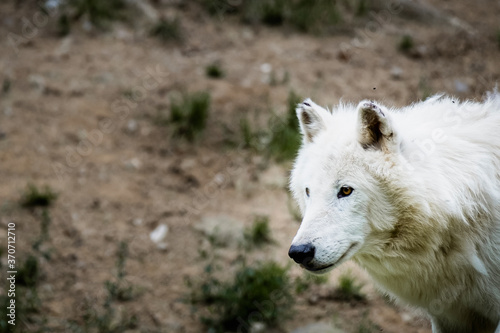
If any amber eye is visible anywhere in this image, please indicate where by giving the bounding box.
[305,188,310,197]
[338,186,353,198]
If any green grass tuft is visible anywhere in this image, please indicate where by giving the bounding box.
[20,184,58,209]
[150,17,183,43]
[189,261,294,332]
[398,34,414,52]
[170,91,211,141]
[267,90,302,161]
[244,215,273,247]
[334,272,365,301]
[206,62,225,79]
[295,271,328,293]
[289,0,341,34]
[104,241,137,302]
[67,0,128,29]
[241,0,341,33]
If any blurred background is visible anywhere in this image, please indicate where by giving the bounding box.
[0,0,499,332]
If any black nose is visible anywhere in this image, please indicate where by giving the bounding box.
[288,244,315,265]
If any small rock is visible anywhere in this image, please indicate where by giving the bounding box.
[454,79,469,93]
[44,0,62,10]
[28,74,45,92]
[150,224,169,250]
[3,105,12,116]
[308,294,319,305]
[214,173,225,186]
[124,157,142,170]
[291,322,345,333]
[260,63,272,74]
[250,322,266,333]
[390,66,403,80]
[127,119,138,133]
[132,218,143,226]
[195,215,244,248]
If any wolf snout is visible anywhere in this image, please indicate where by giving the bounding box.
[288,243,315,265]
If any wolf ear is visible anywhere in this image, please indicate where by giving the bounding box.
[357,100,397,152]
[296,99,330,143]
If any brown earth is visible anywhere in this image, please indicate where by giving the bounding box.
[0,0,499,332]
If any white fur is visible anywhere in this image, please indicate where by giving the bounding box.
[289,93,500,333]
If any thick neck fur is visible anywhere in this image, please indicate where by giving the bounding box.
[353,155,488,308]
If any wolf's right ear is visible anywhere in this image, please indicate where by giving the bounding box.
[357,100,398,153]
[296,99,330,143]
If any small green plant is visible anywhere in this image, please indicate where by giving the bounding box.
[20,184,58,209]
[105,241,136,302]
[150,17,183,43]
[398,34,414,52]
[333,272,365,301]
[356,0,368,17]
[289,0,341,34]
[202,0,242,16]
[2,78,11,94]
[295,271,328,293]
[267,90,302,161]
[17,255,39,288]
[57,14,71,36]
[189,261,294,332]
[68,242,139,332]
[244,215,273,247]
[0,255,46,332]
[206,63,225,79]
[71,296,138,333]
[66,0,128,29]
[357,311,381,333]
[241,0,341,33]
[170,91,211,141]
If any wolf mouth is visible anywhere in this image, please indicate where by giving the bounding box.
[304,242,359,272]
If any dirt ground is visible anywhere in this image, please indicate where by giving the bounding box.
[0,0,499,332]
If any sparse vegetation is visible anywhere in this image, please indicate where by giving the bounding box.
[68,241,139,332]
[63,0,128,30]
[206,62,225,78]
[150,17,183,43]
[357,312,381,333]
[244,215,273,247]
[57,14,71,36]
[0,255,45,333]
[188,261,294,332]
[239,91,302,161]
[267,91,302,161]
[105,241,137,302]
[240,0,341,34]
[356,0,368,17]
[2,78,11,94]
[170,91,211,141]
[20,184,58,209]
[288,0,341,34]
[497,29,500,48]
[398,34,414,52]
[295,271,328,293]
[333,272,365,301]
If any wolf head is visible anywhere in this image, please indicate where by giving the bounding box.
[289,98,402,273]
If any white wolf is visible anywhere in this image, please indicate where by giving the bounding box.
[288,93,500,333]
